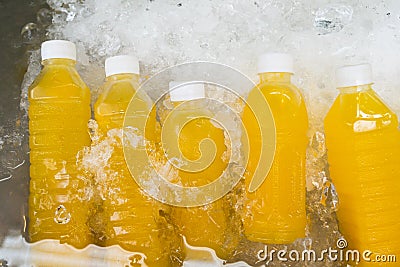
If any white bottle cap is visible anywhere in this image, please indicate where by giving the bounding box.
[105,55,140,77]
[41,40,76,61]
[257,53,294,74]
[169,81,205,102]
[336,63,373,88]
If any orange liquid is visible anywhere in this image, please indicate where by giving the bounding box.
[94,74,169,266]
[324,84,400,265]
[162,100,233,259]
[28,58,91,248]
[243,72,308,244]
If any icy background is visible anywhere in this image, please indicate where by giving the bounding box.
[43,0,400,121]
[6,0,400,266]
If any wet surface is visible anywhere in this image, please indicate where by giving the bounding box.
[0,0,48,241]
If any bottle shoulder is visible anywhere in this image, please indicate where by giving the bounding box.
[160,102,216,136]
[95,79,152,104]
[254,82,306,109]
[94,80,153,121]
[257,81,303,97]
[161,106,223,146]
[95,80,137,105]
[324,89,398,133]
[248,81,308,130]
[101,79,139,93]
[29,65,90,100]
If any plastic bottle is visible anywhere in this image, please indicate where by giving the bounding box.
[163,81,232,259]
[243,53,308,244]
[324,64,400,262]
[94,55,168,266]
[28,40,91,248]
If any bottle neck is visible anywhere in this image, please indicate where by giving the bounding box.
[258,72,292,83]
[337,83,373,94]
[105,73,140,82]
[42,58,76,66]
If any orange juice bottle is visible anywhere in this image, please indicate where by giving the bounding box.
[324,64,400,262]
[163,82,231,259]
[94,55,168,266]
[243,53,308,244]
[28,40,91,248]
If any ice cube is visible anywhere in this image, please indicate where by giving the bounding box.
[314,4,353,35]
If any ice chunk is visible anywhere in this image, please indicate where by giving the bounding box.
[20,23,40,44]
[36,8,53,27]
[314,4,353,35]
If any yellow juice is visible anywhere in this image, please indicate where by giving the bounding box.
[324,65,400,264]
[243,71,308,244]
[94,62,168,266]
[162,82,232,259]
[28,40,91,249]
